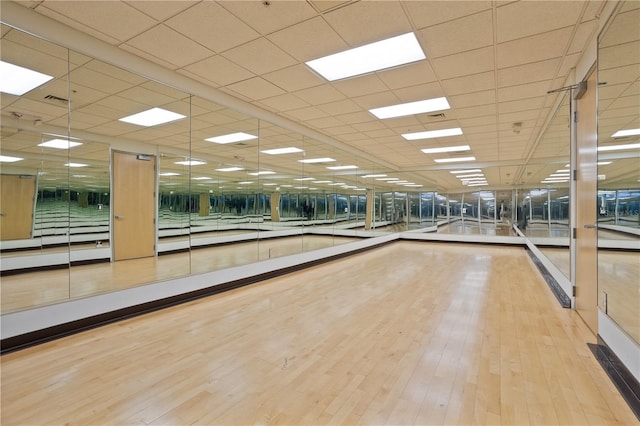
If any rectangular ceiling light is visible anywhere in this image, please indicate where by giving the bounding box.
[64,162,88,168]
[38,139,83,149]
[248,171,276,176]
[175,160,206,166]
[403,128,463,140]
[326,165,358,170]
[434,156,476,163]
[216,167,244,172]
[597,143,640,152]
[192,177,211,180]
[205,132,257,144]
[0,60,54,96]
[294,177,315,181]
[305,32,425,81]
[450,169,481,174]
[421,145,470,154]
[298,157,336,163]
[119,107,186,127]
[612,128,640,138]
[456,173,484,178]
[362,174,387,178]
[369,97,450,119]
[260,147,303,155]
[0,155,23,162]
[377,177,399,181]
[160,172,180,176]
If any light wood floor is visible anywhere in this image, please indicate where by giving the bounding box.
[1,242,636,425]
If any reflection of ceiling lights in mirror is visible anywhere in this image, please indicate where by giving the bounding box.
[598,143,640,152]
[298,157,336,163]
[326,165,358,170]
[216,167,244,172]
[239,181,253,184]
[434,156,475,163]
[294,177,315,181]
[191,177,211,180]
[611,128,640,138]
[260,147,303,155]
[205,132,257,144]
[0,155,23,162]
[64,163,88,168]
[305,32,425,81]
[450,169,481,174]
[39,139,82,149]
[248,171,275,176]
[403,128,463,140]
[422,145,470,154]
[0,60,54,96]
[362,174,387,178]
[377,177,399,181]
[456,173,484,178]
[160,172,180,176]
[119,107,186,127]
[312,181,332,184]
[175,160,206,166]
[369,97,450,119]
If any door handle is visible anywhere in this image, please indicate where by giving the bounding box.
[583,223,597,229]
[114,214,125,219]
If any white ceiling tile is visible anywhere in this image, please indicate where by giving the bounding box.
[222,38,297,75]
[567,20,598,55]
[181,55,255,87]
[305,116,346,130]
[268,17,347,62]
[498,97,546,114]
[336,111,377,125]
[404,1,492,29]
[220,1,317,35]
[496,1,583,43]
[557,53,581,79]
[323,1,412,46]
[498,81,551,103]
[431,47,495,79]
[418,10,493,58]
[441,71,495,96]
[599,7,640,47]
[393,82,447,104]
[333,74,388,98]
[317,99,362,116]
[377,62,438,91]
[225,77,286,101]
[125,1,198,22]
[40,1,158,43]
[497,27,573,69]
[498,59,560,88]
[263,65,325,92]
[166,2,260,53]
[258,93,310,112]
[294,85,345,105]
[284,106,329,121]
[124,25,213,68]
[449,90,496,109]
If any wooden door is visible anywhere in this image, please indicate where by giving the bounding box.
[0,174,37,241]
[575,70,598,334]
[112,152,156,261]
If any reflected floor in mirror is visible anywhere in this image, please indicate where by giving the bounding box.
[1,242,636,425]
[0,235,357,313]
[437,222,516,236]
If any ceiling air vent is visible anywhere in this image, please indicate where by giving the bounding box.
[427,113,446,120]
[44,94,69,103]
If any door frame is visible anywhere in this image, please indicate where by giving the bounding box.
[110,149,158,262]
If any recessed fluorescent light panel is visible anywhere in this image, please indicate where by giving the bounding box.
[611,128,640,138]
[205,132,257,144]
[160,172,180,176]
[326,165,358,170]
[362,174,387,178]
[175,160,206,166]
[0,60,54,96]
[38,139,83,149]
[64,163,88,168]
[216,167,244,172]
[298,157,336,163]
[597,143,640,152]
[305,32,425,81]
[260,147,303,155]
[451,169,482,174]
[247,171,276,176]
[421,145,470,154]
[0,155,23,162]
[433,156,476,163]
[119,107,186,127]
[403,128,463,141]
[369,97,450,119]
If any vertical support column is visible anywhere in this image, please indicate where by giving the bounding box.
[615,190,620,225]
[547,190,552,230]
[270,192,280,222]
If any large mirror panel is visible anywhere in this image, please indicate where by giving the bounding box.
[597,1,640,344]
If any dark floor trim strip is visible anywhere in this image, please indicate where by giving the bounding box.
[0,240,392,355]
[525,248,571,308]
[589,337,640,421]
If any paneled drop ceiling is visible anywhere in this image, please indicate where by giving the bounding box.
[1,0,638,192]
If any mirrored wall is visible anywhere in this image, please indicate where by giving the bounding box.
[596,1,640,345]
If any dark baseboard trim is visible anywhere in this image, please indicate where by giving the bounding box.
[589,337,640,421]
[0,240,392,355]
[525,248,571,308]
